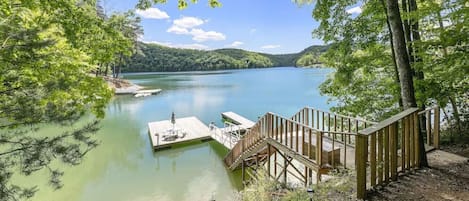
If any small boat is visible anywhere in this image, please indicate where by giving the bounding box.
[134,92,151,97]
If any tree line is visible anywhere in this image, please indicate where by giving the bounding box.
[120,43,329,72]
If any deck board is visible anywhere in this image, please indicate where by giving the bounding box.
[148,116,212,150]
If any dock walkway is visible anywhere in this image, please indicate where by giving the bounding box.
[148,112,254,151]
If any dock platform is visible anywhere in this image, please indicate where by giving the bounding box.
[222,111,255,129]
[148,116,212,150]
[148,112,255,151]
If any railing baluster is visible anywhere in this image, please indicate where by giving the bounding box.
[370,132,377,187]
[434,107,440,148]
[390,122,398,180]
[384,125,390,182]
[426,110,431,146]
[378,129,383,185]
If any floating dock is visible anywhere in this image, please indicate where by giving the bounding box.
[148,112,254,151]
[221,111,255,130]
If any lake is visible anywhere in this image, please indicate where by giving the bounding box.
[26,67,334,201]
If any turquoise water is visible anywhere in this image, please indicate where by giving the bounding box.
[27,67,333,201]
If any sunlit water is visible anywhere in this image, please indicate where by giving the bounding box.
[22,67,333,201]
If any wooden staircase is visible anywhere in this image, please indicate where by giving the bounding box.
[223,106,442,200]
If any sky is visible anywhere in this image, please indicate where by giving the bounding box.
[103,0,362,54]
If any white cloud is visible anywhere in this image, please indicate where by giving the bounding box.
[261,44,280,49]
[167,25,189,34]
[166,16,226,42]
[136,8,169,19]
[144,41,209,50]
[190,28,226,42]
[173,16,204,28]
[226,41,244,47]
[250,28,257,34]
[346,6,362,15]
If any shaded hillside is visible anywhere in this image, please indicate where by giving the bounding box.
[121,43,329,72]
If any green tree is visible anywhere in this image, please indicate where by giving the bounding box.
[0,0,141,199]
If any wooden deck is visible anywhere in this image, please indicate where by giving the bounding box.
[148,114,248,150]
[148,116,212,150]
[222,111,255,129]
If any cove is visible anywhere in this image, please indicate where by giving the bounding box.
[26,67,334,201]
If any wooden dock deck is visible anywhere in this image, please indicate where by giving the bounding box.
[148,116,212,150]
[148,113,252,150]
[222,111,255,129]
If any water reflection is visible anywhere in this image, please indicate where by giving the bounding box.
[23,67,333,201]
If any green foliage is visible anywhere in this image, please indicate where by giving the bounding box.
[309,0,467,121]
[0,0,139,200]
[136,0,221,10]
[122,43,329,72]
[239,169,355,201]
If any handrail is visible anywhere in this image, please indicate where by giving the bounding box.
[303,106,378,125]
[359,108,419,135]
[417,105,439,115]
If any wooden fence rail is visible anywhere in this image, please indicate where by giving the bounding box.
[355,106,440,199]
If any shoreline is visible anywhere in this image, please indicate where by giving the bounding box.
[104,76,144,94]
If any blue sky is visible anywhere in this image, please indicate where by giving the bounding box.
[103,0,361,54]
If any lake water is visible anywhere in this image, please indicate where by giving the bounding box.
[26,67,334,201]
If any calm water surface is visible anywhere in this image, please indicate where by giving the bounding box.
[27,67,333,201]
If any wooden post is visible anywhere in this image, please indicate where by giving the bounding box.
[378,129,384,184]
[434,107,440,149]
[370,132,377,187]
[413,112,420,167]
[384,126,390,182]
[356,134,368,200]
[316,131,323,167]
[267,144,271,177]
[426,110,431,146]
[390,122,398,180]
[401,117,406,171]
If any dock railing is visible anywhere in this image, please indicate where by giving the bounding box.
[224,106,440,199]
[355,107,440,199]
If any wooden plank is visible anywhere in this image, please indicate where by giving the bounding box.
[370,132,377,187]
[426,110,431,146]
[384,125,390,182]
[410,114,415,168]
[361,108,419,135]
[401,117,406,171]
[405,116,411,170]
[356,134,368,200]
[413,113,420,167]
[378,129,384,184]
[390,122,398,180]
[434,108,440,148]
[296,124,299,152]
[317,131,323,167]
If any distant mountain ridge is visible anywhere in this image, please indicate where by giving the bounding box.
[121,43,329,72]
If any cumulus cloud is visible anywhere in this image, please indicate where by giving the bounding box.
[166,16,226,42]
[167,25,190,34]
[346,6,362,14]
[173,17,204,28]
[261,44,280,49]
[226,41,244,47]
[190,28,226,42]
[144,41,209,50]
[136,8,169,19]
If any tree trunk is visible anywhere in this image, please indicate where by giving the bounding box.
[385,0,417,109]
[449,96,462,134]
[381,0,403,108]
[385,0,428,167]
[104,63,109,76]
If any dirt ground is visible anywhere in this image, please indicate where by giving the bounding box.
[368,146,469,201]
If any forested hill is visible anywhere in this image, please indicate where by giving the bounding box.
[121,43,329,72]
